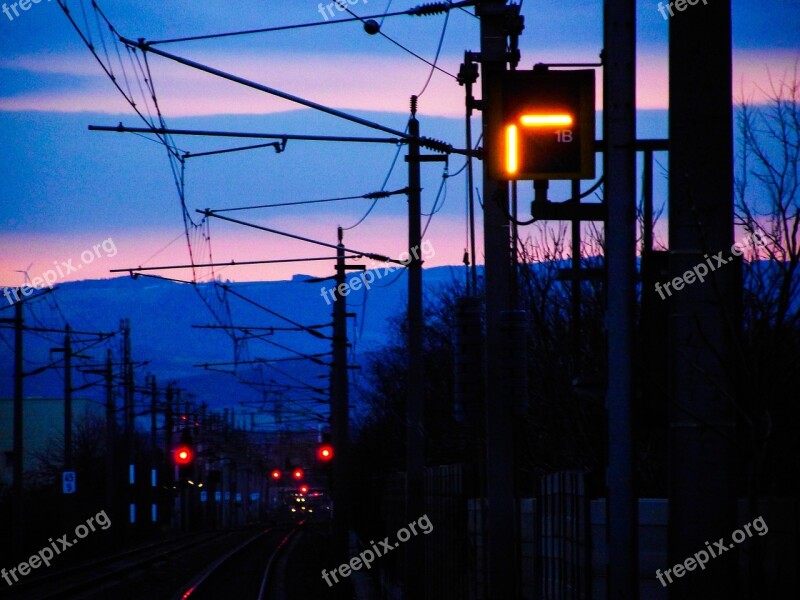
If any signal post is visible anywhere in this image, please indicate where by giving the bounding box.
[479,2,600,596]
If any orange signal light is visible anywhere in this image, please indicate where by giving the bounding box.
[519,113,573,127]
[505,124,519,175]
[505,115,575,175]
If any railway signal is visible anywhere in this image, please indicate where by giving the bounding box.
[174,428,195,490]
[496,68,595,180]
[270,469,281,480]
[173,445,193,466]
[292,468,304,481]
[317,444,334,462]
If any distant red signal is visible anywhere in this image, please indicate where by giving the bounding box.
[299,484,309,494]
[270,469,281,480]
[317,444,334,461]
[174,445,193,466]
[292,468,304,480]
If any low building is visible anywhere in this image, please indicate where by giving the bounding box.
[0,396,102,489]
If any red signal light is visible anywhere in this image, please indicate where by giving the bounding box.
[292,468,303,480]
[299,484,309,494]
[174,445,193,465]
[317,444,334,461]
[270,469,281,480]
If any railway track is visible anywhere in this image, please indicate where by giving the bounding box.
[173,521,305,600]
[2,530,243,600]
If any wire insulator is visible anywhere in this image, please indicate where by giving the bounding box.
[410,95,418,115]
[363,191,392,200]
[420,137,451,153]
[409,2,450,16]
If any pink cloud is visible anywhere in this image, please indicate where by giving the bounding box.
[3,48,797,118]
[0,50,465,117]
[0,217,473,287]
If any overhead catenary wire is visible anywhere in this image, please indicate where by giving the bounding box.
[243,334,333,367]
[138,230,190,268]
[59,6,212,287]
[126,254,329,406]
[340,4,456,79]
[209,188,409,212]
[182,141,285,160]
[119,38,410,139]
[234,375,327,420]
[89,125,405,146]
[196,355,330,369]
[446,0,479,18]
[82,12,465,269]
[59,0,473,424]
[143,1,475,46]
[194,324,330,333]
[379,0,395,27]
[416,6,451,97]
[73,0,432,380]
[55,1,180,159]
[111,256,360,274]
[197,210,403,265]
[257,361,328,396]
[343,126,409,231]
[222,285,333,341]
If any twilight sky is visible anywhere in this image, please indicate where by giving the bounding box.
[1,0,798,286]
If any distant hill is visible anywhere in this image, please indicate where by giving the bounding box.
[0,265,471,424]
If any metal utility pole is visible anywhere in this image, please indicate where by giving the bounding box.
[458,55,480,295]
[149,374,159,528]
[164,384,173,451]
[61,325,74,470]
[105,350,116,523]
[164,382,174,499]
[122,319,134,440]
[49,325,81,522]
[454,296,485,466]
[571,181,582,362]
[668,1,737,597]
[150,375,158,453]
[405,96,425,599]
[121,318,135,527]
[83,350,118,528]
[10,301,24,555]
[331,226,351,574]
[603,0,639,597]
[325,227,367,587]
[478,1,517,597]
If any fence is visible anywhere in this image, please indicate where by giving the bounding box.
[371,467,797,598]
[468,471,591,600]
[538,471,591,599]
[370,464,473,599]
